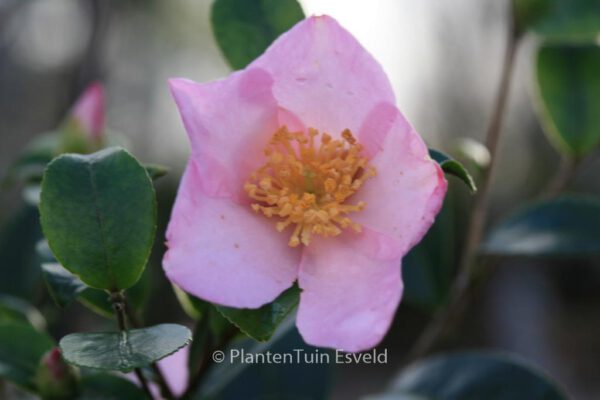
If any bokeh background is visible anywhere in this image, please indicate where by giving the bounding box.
[1,0,599,399]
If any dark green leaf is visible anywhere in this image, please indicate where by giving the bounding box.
[0,295,46,330]
[78,374,147,400]
[514,0,600,43]
[59,323,192,372]
[0,205,43,299]
[0,321,55,391]
[403,200,456,310]
[535,43,600,156]
[429,149,477,192]
[482,195,600,257]
[211,0,305,69]
[373,352,566,400]
[77,289,114,318]
[216,285,300,341]
[41,263,88,307]
[39,147,157,290]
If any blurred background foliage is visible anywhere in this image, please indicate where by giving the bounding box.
[0,0,599,399]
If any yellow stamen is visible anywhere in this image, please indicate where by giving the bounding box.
[244,126,376,247]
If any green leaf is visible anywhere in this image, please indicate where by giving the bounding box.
[535,43,600,156]
[5,132,59,184]
[215,285,300,342]
[429,149,477,192]
[0,205,43,299]
[41,263,88,308]
[0,321,55,391]
[39,147,157,290]
[0,295,46,330]
[172,285,209,321]
[514,0,600,43]
[144,163,169,180]
[403,200,456,310]
[372,352,566,400]
[211,0,305,69]
[482,195,600,257]
[59,323,192,372]
[78,374,147,400]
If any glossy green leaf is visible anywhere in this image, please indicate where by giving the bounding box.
[372,352,566,400]
[514,0,600,43]
[0,295,46,330]
[41,263,88,307]
[39,147,157,290]
[535,43,600,156]
[0,321,55,391]
[59,323,192,372]
[429,149,477,192]
[403,200,456,310]
[211,0,305,69]
[78,374,147,400]
[482,195,600,257]
[216,285,300,342]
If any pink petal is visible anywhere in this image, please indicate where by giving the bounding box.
[169,68,280,201]
[352,104,447,254]
[163,161,300,308]
[251,15,395,143]
[296,229,403,352]
[71,82,105,139]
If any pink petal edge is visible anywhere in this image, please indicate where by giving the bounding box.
[251,15,396,145]
[296,229,403,352]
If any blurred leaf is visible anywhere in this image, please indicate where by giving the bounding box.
[0,295,46,331]
[371,352,566,400]
[197,318,297,399]
[0,205,43,299]
[514,0,600,43]
[144,163,169,180]
[59,324,192,372]
[482,195,600,257]
[454,137,491,170]
[207,326,332,400]
[211,0,305,69]
[41,263,87,308]
[172,285,208,321]
[535,43,600,156]
[78,374,146,399]
[0,321,55,391]
[22,184,41,206]
[430,149,477,192]
[6,132,59,184]
[215,285,300,342]
[39,147,157,290]
[403,201,456,310]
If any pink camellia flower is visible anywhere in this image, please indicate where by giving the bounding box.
[70,81,105,140]
[164,15,447,352]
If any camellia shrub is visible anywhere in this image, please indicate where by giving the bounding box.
[1,0,599,399]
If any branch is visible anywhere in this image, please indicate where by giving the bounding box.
[407,4,521,361]
[110,291,155,400]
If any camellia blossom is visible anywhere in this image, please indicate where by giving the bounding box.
[164,15,447,352]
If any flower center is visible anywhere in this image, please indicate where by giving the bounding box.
[244,126,376,247]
